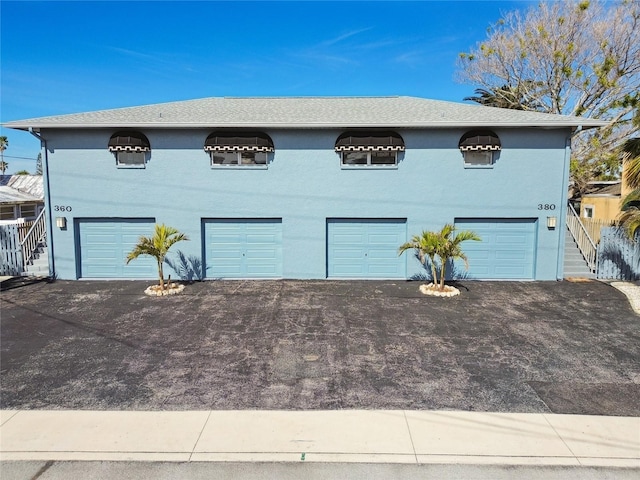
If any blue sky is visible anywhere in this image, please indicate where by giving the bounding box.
[0,0,534,174]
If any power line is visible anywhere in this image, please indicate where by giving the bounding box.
[0,155,38,161]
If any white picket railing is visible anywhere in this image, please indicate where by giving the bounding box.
[566,203,598,272]
[0,223,23,275]
[20,209,47,270]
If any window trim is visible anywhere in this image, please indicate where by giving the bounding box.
[108,131,151,169]
[340,150,399,169]
[115,150,148,169]
[462,150,498,169]
[209,150,269,169]
[335,130,404,169]
[205,131,274,169]
[459,129,501,169]
[582,205,595,219]
[19,203,37,219]
[1,205,16,220]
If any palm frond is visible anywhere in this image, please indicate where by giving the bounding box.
[621,189,640,210]
[126,223,189,288]
[622,137,640,190]
[619,206,640,240]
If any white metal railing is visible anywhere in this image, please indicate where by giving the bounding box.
[578,216,615,245]
[566,203,597,272]
[20,209,47,271]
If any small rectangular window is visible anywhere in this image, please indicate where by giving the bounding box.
[341,151,397,167]
[371,151,396,165]
[241,151,267,165]
[212,152,238,165]
[211,151,268,167]
[19,204,37,218]
[583,206,594,219]
[1,205,15,220]
[463,151,494,167]
[342,151,368,165]
[117,151,146,168]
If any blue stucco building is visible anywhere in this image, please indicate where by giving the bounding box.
[4,96,604,281]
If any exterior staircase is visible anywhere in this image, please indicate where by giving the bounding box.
[23,241,49,276]
[564,227,596,279]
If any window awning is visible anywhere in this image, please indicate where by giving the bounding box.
[204,132,274,152]
[458,130,501,152]
[335,131,405,152]
[108,131,151,152]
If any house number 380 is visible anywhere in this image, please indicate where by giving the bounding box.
[537,204,556,210]
[54,205,73,212]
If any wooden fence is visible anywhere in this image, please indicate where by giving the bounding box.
[597,227,640,280]
[0,221,33,276]
[581,217,616,245]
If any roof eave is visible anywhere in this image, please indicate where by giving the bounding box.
[3,121,607,130]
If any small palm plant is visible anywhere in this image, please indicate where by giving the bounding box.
[436,224,481,290]
[398,230,441,283]
[126,223,189,291]
[399,224,480,291]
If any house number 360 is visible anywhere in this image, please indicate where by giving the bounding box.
[537,204,556,210]
[54,205,73,212]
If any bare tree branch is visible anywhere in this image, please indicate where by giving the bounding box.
[456,1,640,196]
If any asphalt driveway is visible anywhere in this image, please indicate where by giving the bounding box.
[1,279,639,415]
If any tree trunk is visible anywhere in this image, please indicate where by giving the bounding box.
[429,256,438,284]
[440,261,447,291]
[158,260,165,290]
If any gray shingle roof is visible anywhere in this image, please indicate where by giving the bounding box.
[3,96,607,130]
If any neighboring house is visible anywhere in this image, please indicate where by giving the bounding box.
[0,175,44,224]
[3,96,605,281]
[579,181,621,223]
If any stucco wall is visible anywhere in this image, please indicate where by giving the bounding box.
[580,196,621,223]
[41,127,571,280]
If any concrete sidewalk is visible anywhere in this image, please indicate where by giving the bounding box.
[1,410,638,467]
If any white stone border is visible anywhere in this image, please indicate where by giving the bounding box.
[144,283,185,297]
[419,283,460,297]
[610,282,640,314]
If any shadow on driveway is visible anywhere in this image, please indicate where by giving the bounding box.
[1,279,639,415]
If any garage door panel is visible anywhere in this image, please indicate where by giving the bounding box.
[462,247,490,259]
[369,233,400,243]
[84,265,118,277]
[455,218,536,280]
[246,264,279,275]
[327,219,406,279]
[333,248,365,258]
[495,250,527,260]
[334,234,366,244]
[367,249,398,260]
[332,263,366,276]
[495,265,529,276]
[78,219,156,279]
[204,219,282,278]
[85,234,118,244]
[246,234,278,244]
[209,249,242,259]
[496,234,528,244]
[368,264,401,275]
[245,248,278,259]
[122,233,143,243]
[211,264,243,275]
